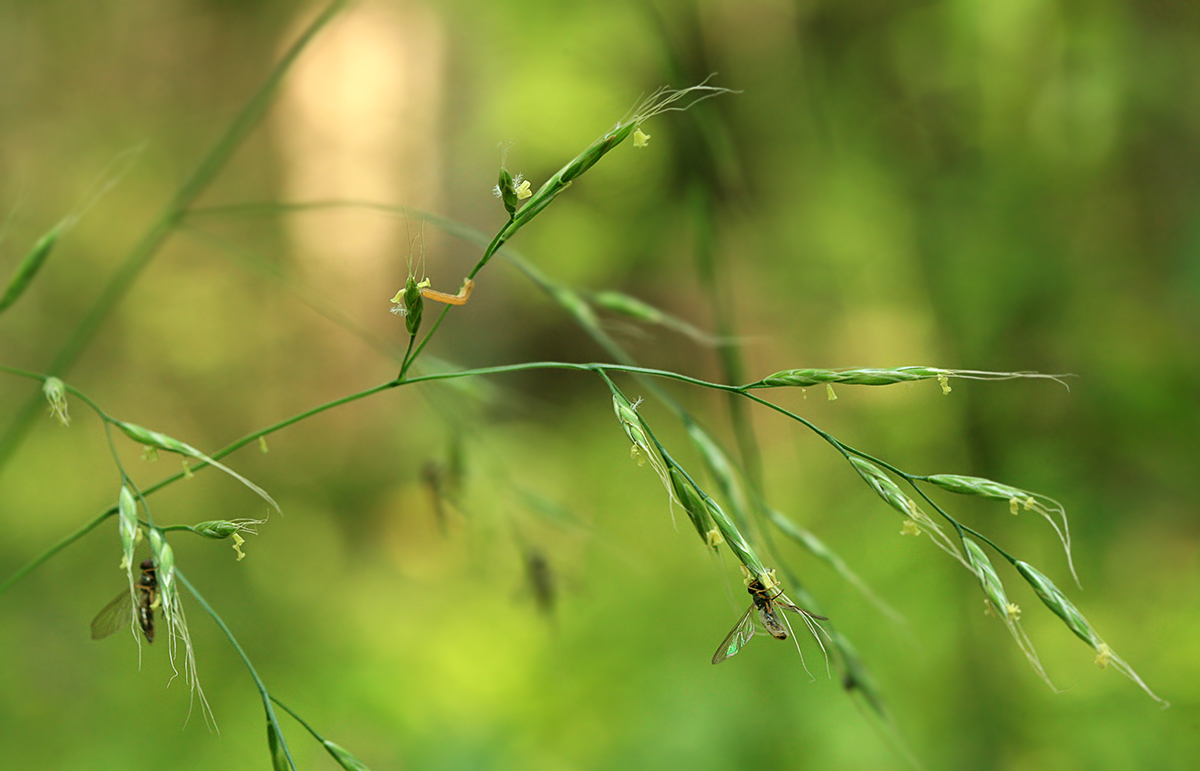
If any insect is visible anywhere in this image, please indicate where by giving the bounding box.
[711,578,826,664]
[90,559,159,643]
[419,277,475,306]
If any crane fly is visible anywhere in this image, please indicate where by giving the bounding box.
[711,578,826,665]
[91,559,158,643]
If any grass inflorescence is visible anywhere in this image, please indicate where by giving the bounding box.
[0,8,1168,769]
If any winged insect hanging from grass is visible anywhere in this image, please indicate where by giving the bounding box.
[91,559,159,643]
[712,573,827,666]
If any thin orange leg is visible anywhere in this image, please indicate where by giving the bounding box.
[419,278,475,306]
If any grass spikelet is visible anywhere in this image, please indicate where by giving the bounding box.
[745,366,1071,391]
[41,377,70,426]
[928,474,1076,585]
[848,457,965,565]
[1015,560,1167,706]
[0,222,61,315]
[748,366,949,388]
[389,276,424,336]
[323,741,371,771]
[117,485,138,572]
[475,79,734,273]
[689,481,766,578]
[589,290,720,344]
[963,539,1054,688]
[610,382,766,573]
[668,466,717,544]
[188,519,262,563]
[611,391,661,473]
[115,420,280,515]
[271,695,370,770]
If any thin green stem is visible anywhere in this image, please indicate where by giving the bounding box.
[142,379,400,496]
[0,376,397,594]
[269,696,326,744]
[177,570,297,771]
[0,510,111,594]
[401,303,452,378]
[737,391,853,459]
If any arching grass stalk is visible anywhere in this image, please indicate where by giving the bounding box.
[0,356,918,596]
[176,571,298,771]
[0,359,1075,597]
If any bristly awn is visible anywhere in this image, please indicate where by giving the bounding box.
[91,559,159,643]
[712,575,827,665]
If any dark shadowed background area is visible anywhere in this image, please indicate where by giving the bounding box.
[1,1,1197,769]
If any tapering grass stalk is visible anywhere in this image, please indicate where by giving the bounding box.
[177,571,297,771]
[0,0,350,474]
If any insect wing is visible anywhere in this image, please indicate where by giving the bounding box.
[711,605,758,664]
[90,588,134,640]
[755,601,790,640]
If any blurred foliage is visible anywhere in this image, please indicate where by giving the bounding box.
[1,0,1197,769]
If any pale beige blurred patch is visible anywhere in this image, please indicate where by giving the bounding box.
[274,0,446,315]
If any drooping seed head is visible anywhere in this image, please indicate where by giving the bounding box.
[1014,560,1097,647]
[389,275,424,336]
[668,466,715,544]
[0,223,60,315]
[963,538,1009,615]
[117,486,138,571]
[148,528,175,596]
[322,740,372,771]
[42,377,70,426]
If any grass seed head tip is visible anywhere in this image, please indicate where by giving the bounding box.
[42,377,70,426]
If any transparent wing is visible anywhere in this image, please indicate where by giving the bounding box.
[90,589,133,640]
[711,605,757,664]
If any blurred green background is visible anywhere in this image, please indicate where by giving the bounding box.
[1,0,1197,769]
